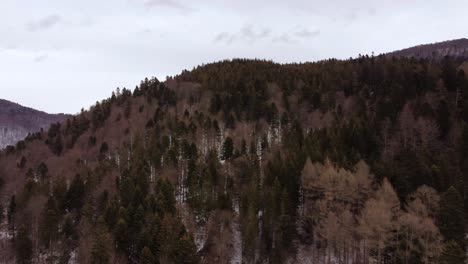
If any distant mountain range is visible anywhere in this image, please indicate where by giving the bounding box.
[388,38,468,60]
[0,99,67,149]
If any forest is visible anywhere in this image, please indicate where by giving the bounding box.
[0,54,467,263]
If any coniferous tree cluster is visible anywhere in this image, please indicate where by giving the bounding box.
[0,55,467,263]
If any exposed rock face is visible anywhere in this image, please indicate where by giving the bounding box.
[0,99,67,149]
[388,38,468,60]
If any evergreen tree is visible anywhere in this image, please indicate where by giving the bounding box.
[114,218,129,252]
[171,234,199,264]
[37,162,49,182]
[8,195,16,236]
[436,99,451,139]
[39,196,59,248]
[65,174,85,211]
[439,240,465,264]
[222,137,234,160]
[52,177,68,213]
[91,219,112,264]
[15,225,33,264]
[140,246,156,264]
[277,190,295,249]
[438,186,465,248]
[62,214,75,239]
[155,178,176,215]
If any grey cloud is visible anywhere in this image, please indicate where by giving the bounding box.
[214,25,271,45]
[215,25,320,45]
[344,12,358,23]
[295,29,320,38]
[272,33,294,44]
[27,15,62,32]
[144,0,193,12]
[34,54,48,63]
[214,32,236,45]
[368,7,377,16]
[214,32,229,42]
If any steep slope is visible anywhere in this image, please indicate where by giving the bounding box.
[0,99,67,149]
[0,52,467,263]
[388,38,468,60]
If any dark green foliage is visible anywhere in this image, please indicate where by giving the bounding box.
[15,225,33,264]
[5,145,15,155]
[171,234,200,264]
[46,122,63,155]
[221,137,234,160]
[65,174,86,211]
[113,218,130,253]
[155,178,176,215]
[8,195,16,227]
[436,99,451,139]
[91,100,112,130]
[52,177,67,213]
[140,246,156,264]
[16,140,26,151]
[40,196,59,248]
[37,162,48,182]
[438,187,465,248]
[65,115,90,148]
[442,57,458,91]
[17,156,26,168]
[439,240,466,264]
[91,219,112,264]
[99,142,109,160]
[88,136,97,146]
[62,214,75,239]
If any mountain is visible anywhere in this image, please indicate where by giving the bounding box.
[0,42,468,263]
[388,38,468,60]
[0,99,67,149]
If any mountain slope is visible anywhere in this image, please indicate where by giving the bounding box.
[388,38,468,60]
[0,46,467,263]
[0,99,67,149]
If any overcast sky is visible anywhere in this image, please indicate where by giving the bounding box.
[1,0,467,114]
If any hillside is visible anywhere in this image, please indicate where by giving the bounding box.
[0,99,67,149]
[0,53,467,263]
[388,38,468,60]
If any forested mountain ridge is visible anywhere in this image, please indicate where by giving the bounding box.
[0,48,468,263]
[0,99,67,149]
[388,38,468,60]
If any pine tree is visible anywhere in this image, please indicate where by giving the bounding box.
[140,246,156,264]
[438,186,465,248]
[114,218,129,252]
[65,174,85,211]
[171,234,199,264]
[90,218,112,264]
[15,225,33,264]
[8,195,16,237]
[277,190,295,249]
[37,162,49,182]
[222,137,234,160]
[439,240,465,264]
[436,99,451,139]
[155,178,176,215]
[62,214,75,239]
[39,196,59,248]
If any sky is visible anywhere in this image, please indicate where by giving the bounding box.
[0,0,467,114]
